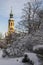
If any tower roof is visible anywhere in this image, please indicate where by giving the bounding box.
[10,7,13,18]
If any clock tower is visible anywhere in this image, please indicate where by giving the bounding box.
[8,8,14,34]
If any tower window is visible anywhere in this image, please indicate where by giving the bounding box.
[11,23,12,26]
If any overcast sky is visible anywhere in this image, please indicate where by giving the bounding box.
[0,0,43,34]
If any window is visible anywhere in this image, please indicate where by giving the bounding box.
[11,22,12,26]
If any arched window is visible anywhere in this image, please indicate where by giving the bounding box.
[11,22,12,26]
[13,22,14,26]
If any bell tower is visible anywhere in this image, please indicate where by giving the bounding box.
[8,8,14,34]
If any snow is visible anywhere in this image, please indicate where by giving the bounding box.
[24,53,40,65]
[0,49,40,65]
[33,45,43,50]
[0,58,22,65]
[0,49,3,58]
[9,18,14,20]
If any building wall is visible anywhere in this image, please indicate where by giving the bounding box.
[8,20,14,33]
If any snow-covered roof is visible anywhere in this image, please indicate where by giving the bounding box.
[33,45,43,50]
[9,18,14,20]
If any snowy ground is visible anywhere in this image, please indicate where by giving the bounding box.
[0,49,41,65]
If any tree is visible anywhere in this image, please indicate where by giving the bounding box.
[0,32,3,40]
[37,9,43,22]
[19,0,42,34]
[20,2,32,33]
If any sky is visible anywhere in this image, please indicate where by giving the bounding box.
[0,0,43,35]
[0,0,30,35]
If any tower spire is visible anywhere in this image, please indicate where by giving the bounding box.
[10,7,13,18]
[8,7,14,34]
[11,6,12,14]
